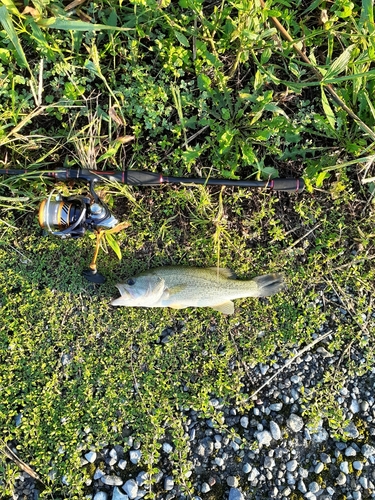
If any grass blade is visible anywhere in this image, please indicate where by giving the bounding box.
[0,6,30,69]
[321,86,336,129]
[323,44,355,81]
[37,18,133,31]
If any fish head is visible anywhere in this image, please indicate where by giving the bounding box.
[111,274,166,307]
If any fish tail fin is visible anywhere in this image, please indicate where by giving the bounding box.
[253,273,285,297]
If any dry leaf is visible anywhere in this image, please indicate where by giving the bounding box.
[117,135,135,144]
[64,0,86,11]
[109,107,126,126]
[22,6,39,17]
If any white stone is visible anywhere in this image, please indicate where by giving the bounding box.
[93,469,105,480]
[340,461,349,474]
[256,431,272,446]
[228,487,245,500]
[101,475,123,486]
[118,459,127,470]
[123,479,138,499]
[311,426,328,443]
[269,421,281,440]
[240,416,249,428]
[286,459,298,472]
[164,476,174,491]
[350,399,360,413]
[314,462,324,474]
[162,443,173,454]
[336,472,346,485]
[362,444,375,458]
[269,403,283,411]
[298,480,307,493]
[85,451,97,463]
[345,446,357,456]
[248,468,260,481]
[129,449,141,464]
[242,463,251,473]
[112,487,129,500]
[201,482,210,493]
[227,476,239,487]
[93,493,108,500]
[287,414,304,432]
[353,461,363,471]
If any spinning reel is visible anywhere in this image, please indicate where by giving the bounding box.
[38,181,119,283]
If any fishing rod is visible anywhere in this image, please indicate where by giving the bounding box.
[0,167,304,281]
[0,167,304,191]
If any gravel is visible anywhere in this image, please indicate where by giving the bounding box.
[9,330,375,500]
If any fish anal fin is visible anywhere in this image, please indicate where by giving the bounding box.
[208,268,237,280]
[211,301,234,315]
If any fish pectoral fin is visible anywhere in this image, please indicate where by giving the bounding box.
[211,301,235,315]
[166,285,186,296]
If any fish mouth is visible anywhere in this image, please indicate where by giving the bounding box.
[110,284,133,306]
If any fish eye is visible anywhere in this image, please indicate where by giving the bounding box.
[127,278,135,286]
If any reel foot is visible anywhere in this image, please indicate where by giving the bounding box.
[82,268,106,283]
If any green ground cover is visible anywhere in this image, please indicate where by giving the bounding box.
[0,0,375,497]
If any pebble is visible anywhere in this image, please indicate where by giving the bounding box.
[112,487,128,500]
[336,472,347,485]
[314,462,324,474]
[240,416,249,428]
[298,480,307,493]
[344,421,359,438]
[129,450,141,464]
[264,457,275,469]
[242,463,251,473]
[101,476,123,487]
[287,414,304,432]
[248,468,260,481]
[136,471,148,486]
[269,403,283,411]
[123,479,138,499]
[94,469,105,480]
[201,483,210,493]
[85,451,97,463]
[353,461,363,470]
[227,476,239,487]
[350,399,360,413]
[93,493,108,500]
[345,446,357,456]
[311,427,328,443]
[269,421,281,440]
[257,431,272,446]
[228,488,244,500]
[286,459,298,472]
[118,460,127,470]
[163,443,173,454]
[164,477,174,491]
[362,444,375,458]
[340,461,349,474]
[309,482,319,493]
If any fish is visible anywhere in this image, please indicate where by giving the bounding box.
[110,266,285,314]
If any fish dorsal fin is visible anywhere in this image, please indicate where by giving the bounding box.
[211,301,235,315]
[208,268,237,279]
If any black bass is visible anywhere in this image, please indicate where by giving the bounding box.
[111,266,284,314]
